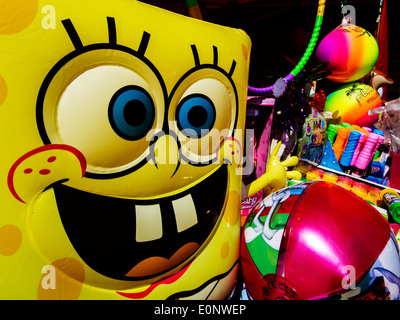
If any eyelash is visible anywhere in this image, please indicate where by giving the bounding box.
[61,17,237,103]
[61,17,151,56]
[190,44,236,79]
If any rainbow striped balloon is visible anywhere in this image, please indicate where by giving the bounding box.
[316,25,379,83]
[324,82,381,127]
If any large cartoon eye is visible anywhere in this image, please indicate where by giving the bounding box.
[109,85,155,141]
[37,49,165,177]
[169,68,238,164]
[176,94,216,138]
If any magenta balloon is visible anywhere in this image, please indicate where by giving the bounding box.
[278,181,390,299]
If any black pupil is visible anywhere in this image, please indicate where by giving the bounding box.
[123,100,147,127]
[187,105,208,128]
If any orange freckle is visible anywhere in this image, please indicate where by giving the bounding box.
[0,0,38,35]
[0,225,22,256]
[39,169,50,175]
[38,258,85,300]
[220,242,229,259]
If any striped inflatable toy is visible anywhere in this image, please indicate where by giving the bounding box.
[316,24,379,83]
[324,82,381,127]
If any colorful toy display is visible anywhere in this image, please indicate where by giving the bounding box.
[324,82,382,127]
[321,118,390,185]
[315,24,379,83]
[241,181,400,300]
[296,108,328,167]
[301,166,388,210]
[0,0,251,299]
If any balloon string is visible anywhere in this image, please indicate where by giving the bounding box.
[248,0,326,96]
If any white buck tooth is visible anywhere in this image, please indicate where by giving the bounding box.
[172,194,198,232]
[135,204,163,242]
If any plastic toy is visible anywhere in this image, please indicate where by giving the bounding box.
[296,108,328,168]
[352,132,384,177]
[332,127,351,161]
[243,141,302,200]
[315,24,379,83]
[0,0,251,299]
[366,68,394,97]
[324,82,382,127]
[322,119,388,181]
[381,189,400,223]
[241,181,400,300]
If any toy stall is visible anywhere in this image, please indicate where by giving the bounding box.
[0,0,399,301]
[239,0,400,300]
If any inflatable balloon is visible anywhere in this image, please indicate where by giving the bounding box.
[324,82,381,127]
[0,0,251,299]
[241,181,400,300]
[315,24,379,83]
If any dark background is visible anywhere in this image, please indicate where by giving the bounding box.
[139,0,400,101]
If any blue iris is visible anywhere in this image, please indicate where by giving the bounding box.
[108,86,155,140]
[177,94,216,138]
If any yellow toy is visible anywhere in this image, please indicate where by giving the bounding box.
[0,0,251,299]
[243,141,302,199]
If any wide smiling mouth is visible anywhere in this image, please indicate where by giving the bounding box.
[53,165,228,281]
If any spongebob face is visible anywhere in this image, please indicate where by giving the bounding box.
[0,0,250,299]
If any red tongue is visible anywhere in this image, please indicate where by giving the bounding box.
[117,262,192,299]
[125,242,199,278]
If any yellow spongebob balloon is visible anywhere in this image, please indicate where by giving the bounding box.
[0,0,251,299]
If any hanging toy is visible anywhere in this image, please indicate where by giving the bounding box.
[315,24,379,83]
[324,82,381,127]
[365,68,394,98]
